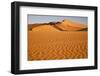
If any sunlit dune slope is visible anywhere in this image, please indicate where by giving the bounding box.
[31,25,60,32]
[28,19,88,61]
[54,19,87,31]
[28,19,87,31]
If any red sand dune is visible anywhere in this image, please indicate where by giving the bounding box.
[28,19,88,61]
[31,25,60,32]
[54,19,87,31]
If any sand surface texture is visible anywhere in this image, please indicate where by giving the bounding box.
[28,19,88,61]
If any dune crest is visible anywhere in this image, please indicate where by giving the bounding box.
[55,19,87,31]
[28,19,88,60]
[31,25,60,32]
[28,19,87,31]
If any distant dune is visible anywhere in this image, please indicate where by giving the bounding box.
[54,19,87,31]
[28,19,87,31]
[28,19,88,61]
[31,25,60,32]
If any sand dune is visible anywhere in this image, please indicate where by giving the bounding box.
[28,19,87,31]
[28,19,88,61]
[54,19,87,31]
[31,25,60,32]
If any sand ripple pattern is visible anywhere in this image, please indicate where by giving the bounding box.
[28,31,88,61]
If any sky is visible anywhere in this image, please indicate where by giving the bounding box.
[28,14,88,25]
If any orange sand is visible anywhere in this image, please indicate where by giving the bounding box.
[28,19,88,61]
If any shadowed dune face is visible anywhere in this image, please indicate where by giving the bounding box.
[28,19,88,61]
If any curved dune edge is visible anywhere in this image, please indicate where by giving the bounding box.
[28,19,88,61]
[28,19,87,31]
[31,25,60,32]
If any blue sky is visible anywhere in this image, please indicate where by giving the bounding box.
[28,14,88,25]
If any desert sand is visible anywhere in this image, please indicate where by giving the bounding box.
[28,19,88,61]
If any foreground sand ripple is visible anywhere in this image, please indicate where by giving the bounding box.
[28,31,88,60]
